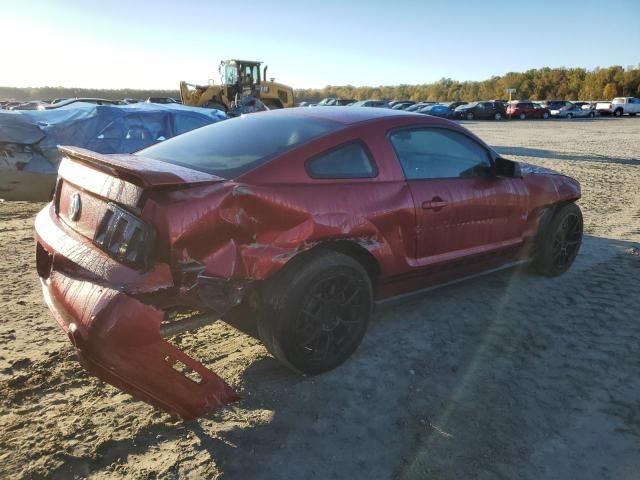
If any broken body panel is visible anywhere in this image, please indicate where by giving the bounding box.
[35,108,581,419]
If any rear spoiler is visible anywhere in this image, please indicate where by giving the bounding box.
[58,145,225,189]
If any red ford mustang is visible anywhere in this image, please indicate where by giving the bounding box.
[34,107,583,419]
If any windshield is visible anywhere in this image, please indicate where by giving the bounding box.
[222,63,238,85]
[137,114,339,178]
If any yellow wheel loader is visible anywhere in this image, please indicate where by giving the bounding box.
[180,59,295,113]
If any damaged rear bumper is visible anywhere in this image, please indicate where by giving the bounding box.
[34,206,239,420]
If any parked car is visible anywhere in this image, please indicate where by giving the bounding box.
[455,101,506,120]
[0,103,227,201]
[417,104,453,118]
[317,97,355,106]
[10,101,50,110]
[389,100,414,108]
[555,104,597,119]
[146,97,180,104]
[350,100,389,108]
[34,106,582,419]
[1,101,22,110]
[41,98,124,110]
[596,97,640,117]
[545,100,573,116]
[506,101,551,119]
[441,101,468,110]
[391,102,415,110]
[405,102,436,112]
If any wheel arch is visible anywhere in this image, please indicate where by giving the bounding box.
[277,239,381,287]
[532,199,579,246]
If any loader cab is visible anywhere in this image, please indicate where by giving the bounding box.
[219,60,264,102]
[220,60,263,86]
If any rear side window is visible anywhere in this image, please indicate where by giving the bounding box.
[389,128,491,180]
[306,142,377,179]
[138,114,339,179]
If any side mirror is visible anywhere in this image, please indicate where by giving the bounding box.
[494,157,522,178]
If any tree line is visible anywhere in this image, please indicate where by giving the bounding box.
[0,86,180,102]
[295,65,640,103]
[2,65,639,104]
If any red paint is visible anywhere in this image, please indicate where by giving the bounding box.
[35,108,580,418]
[506,102,551,119]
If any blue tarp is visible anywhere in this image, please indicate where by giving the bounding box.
[0,102,227,174]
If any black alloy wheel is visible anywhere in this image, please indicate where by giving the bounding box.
[532,203,583,276]
[550,212,582,271]
[258,250,373,374]
[294,274,368,364]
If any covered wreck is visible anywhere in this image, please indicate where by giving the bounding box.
[0,102,227,201]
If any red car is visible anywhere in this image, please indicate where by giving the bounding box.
[506,101,551,119]
[35,107,582,419]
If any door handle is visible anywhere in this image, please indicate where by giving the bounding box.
[422,196,448,211]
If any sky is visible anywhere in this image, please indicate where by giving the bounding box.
[0,0,638,90]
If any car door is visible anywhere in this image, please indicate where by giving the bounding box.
[388,126,528,266]
[475,102,489,118]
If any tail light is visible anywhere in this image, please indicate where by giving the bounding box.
[94,203,155,270]
[36,242,54,279]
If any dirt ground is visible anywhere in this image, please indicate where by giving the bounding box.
[1,117,639,480]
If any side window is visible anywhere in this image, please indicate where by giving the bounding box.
[306,142,377,179]
[389,128,491,180]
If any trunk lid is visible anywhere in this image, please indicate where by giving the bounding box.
[58,145,225,189]
[55,146,225,270]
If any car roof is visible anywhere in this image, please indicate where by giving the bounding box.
[261,105,427,125]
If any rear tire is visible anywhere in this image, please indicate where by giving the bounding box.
[589,111,595,118]
[543,112,550,119]
[466,112,474,120]
[494,112,502,120]
[567,113,573,119]
[532,203,583,277]
[519,113,526,120]
[258,250,373,374]
[614,108,623,117]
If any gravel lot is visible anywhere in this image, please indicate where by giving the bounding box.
[1,117,639,480]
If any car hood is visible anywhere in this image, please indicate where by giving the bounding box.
[519,162,564,176]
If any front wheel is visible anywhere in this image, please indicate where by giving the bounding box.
[543,112,550,119]
[567,113,573,119]
[589,111,595,118]
[614,108,623,117]
[532,203,583,277]
[494,112,502,120]
[519,113,526,120]
[466,112,475,120]
[258,250,373,374]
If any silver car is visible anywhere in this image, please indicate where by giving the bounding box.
[555,104,596,119]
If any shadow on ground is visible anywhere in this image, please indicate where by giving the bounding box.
[181,235,640,480]
[46,235,640,480]
[493,145,639,165]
